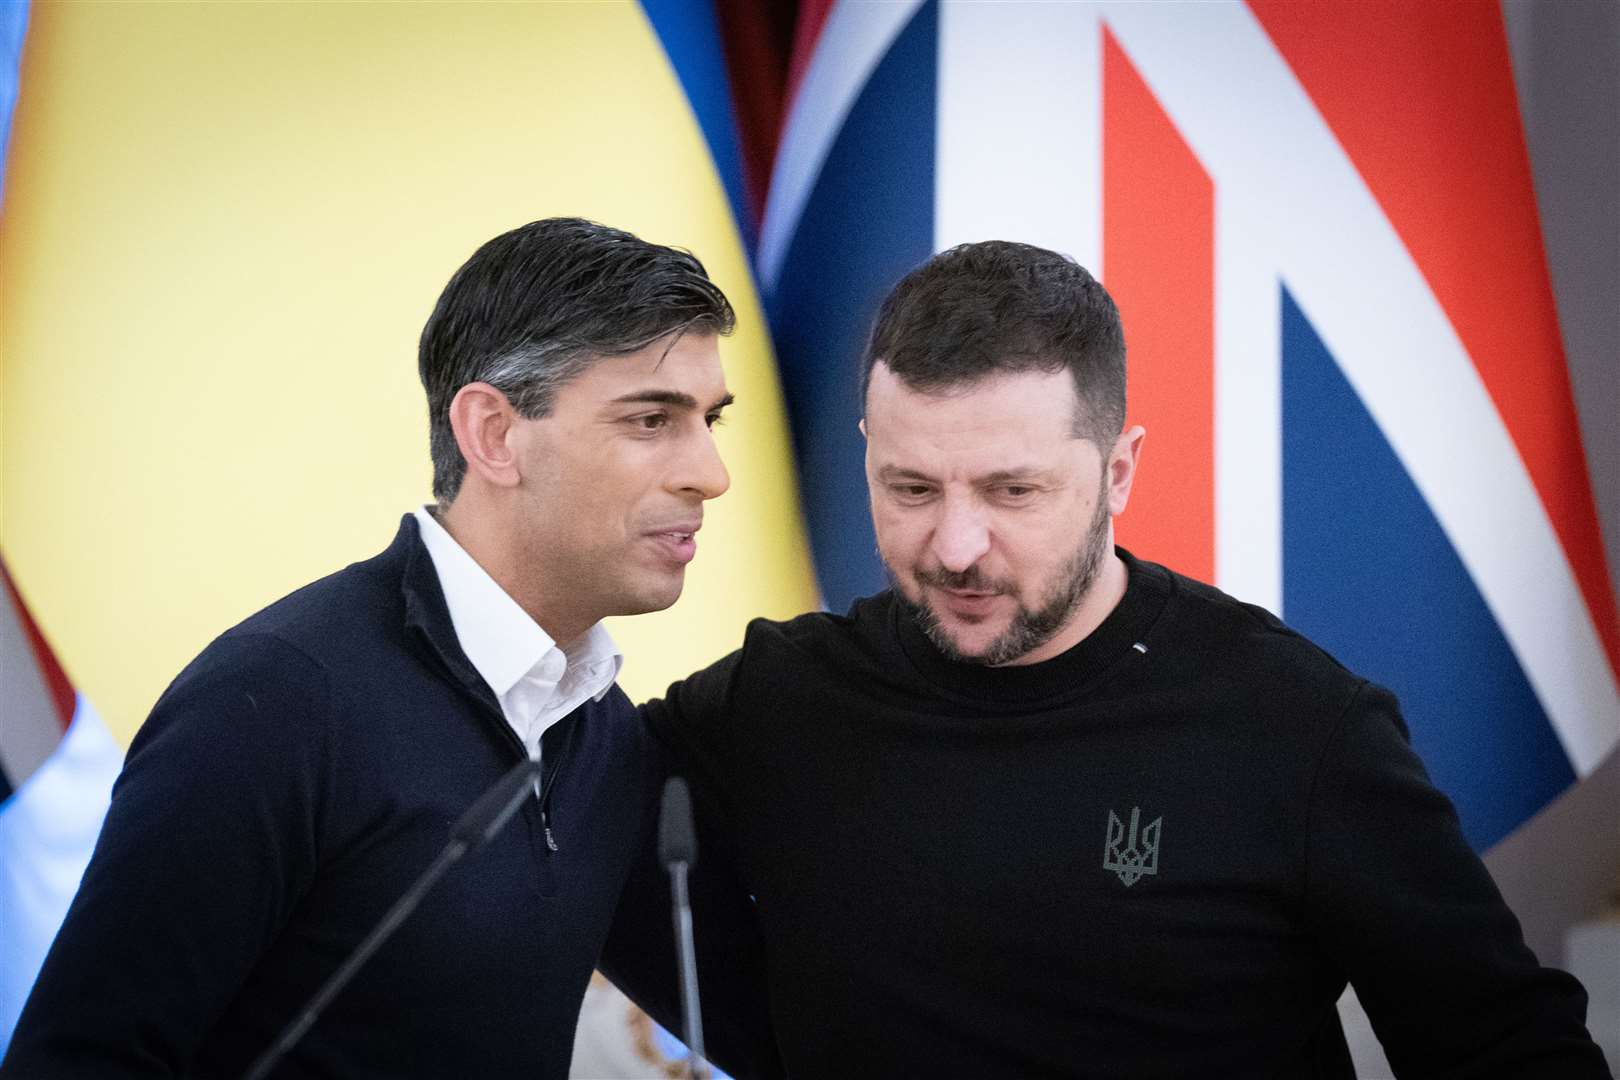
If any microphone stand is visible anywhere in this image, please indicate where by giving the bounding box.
[660,777,710,1080]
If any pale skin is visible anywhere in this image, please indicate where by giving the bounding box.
[437,331,733,648]
[863,362,1146,666]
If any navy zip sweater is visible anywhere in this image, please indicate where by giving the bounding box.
[642,551,1608,1079]
[0,517,776,1079]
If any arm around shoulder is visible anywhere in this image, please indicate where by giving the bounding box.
[639,645,747,800]
[604,647,783,1079]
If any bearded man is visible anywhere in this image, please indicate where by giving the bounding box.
[634,240,1609,1078]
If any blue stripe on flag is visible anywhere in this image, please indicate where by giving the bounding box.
[766,0,938,612]
[1279,287,1575,851]
[640,0,754,252]
[0,0,29,209]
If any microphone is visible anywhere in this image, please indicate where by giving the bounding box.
[659,777,710,1080]
[242,757,543,1080]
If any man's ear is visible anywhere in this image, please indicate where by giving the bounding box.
[858,417,868,440]
[449,383,523,490]
[1106,425,1146,517]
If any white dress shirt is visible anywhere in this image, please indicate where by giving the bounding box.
[412,507,622,762]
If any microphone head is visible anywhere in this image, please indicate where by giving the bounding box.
[658,777,698,867]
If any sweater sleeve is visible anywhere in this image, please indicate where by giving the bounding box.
[1303,683,1609,1078]
[0,634,334,1079]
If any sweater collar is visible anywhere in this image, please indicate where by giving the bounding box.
[889,548,1171,706]
[393,514,505,717]
[410,505,622,703]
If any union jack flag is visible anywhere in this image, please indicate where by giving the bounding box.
[756,0,1619,856]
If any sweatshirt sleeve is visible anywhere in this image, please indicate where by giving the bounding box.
[637,644,745,808]
[0,634,334,1079]
[601,645,784,1079]
[1302,682,1609,1078]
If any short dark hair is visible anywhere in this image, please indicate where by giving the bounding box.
[419,217,736,503]
[861,240,1125,446]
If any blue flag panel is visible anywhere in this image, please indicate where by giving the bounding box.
[1280,288,1576,851]
[765,0,937,612]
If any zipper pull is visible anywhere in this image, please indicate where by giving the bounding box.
[541,810,558,852]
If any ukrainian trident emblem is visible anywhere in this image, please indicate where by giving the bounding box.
[1103,807,1162,887]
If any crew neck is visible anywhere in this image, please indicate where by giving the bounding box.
[888,549,1172,707]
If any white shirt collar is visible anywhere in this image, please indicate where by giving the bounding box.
[411,506,622,703]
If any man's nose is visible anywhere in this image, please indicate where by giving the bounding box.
[930,497,990,573]
[676,426,731,501]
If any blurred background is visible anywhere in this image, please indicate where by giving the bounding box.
[2,1,1615,1075]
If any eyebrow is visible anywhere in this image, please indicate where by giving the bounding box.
[875,464,1050,484]
[876,464,934,483]
[608,390,735,412]
[979,468,1049,484]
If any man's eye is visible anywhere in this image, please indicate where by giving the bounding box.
[1002,486,1033,498]
[705,411,727,429]
[633,413,669,431]
[893,485,933,499]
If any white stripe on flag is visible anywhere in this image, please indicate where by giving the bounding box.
[1214,189,1283,613]
[935,2,1102,270]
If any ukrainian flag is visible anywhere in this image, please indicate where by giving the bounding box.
[0,1,814,1064]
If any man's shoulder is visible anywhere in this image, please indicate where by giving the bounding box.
[155,526,416,717]
[136,524,437,763]
[231,557,393,645]
[1116,559,1409,778]
[216,523,415,658]
[1136,556,1369,701]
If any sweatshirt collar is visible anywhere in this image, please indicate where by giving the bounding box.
[889,548,1170,706]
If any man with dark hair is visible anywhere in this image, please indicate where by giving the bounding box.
[2,218,767,1079]
[644,240,1610,1077]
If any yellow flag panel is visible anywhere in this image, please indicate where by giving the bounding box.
[1,4,817,744]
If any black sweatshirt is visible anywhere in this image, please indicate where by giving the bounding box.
[643,551,1609,1079]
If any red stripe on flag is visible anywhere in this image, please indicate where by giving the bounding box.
[1250,0,1620,682]
[2,557,76,731]
[1103,26,1215,584]
[715,0,796,230]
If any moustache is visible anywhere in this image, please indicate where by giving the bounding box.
[913,565,1013,594]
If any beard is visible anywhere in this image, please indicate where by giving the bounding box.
[893,481,1113,667]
